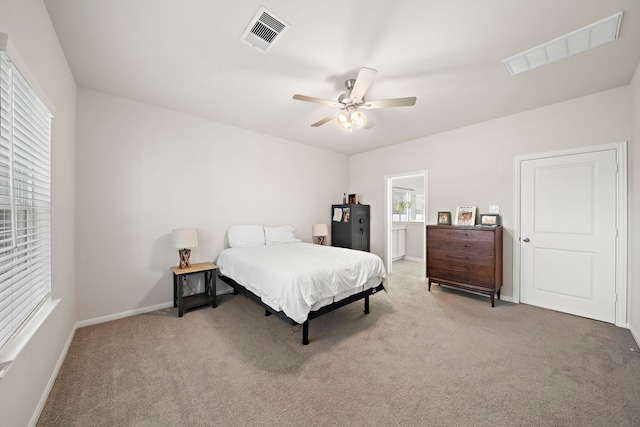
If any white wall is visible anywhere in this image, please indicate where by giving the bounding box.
[0,1,77,426]
[75,89,349,322]
[350,87,632,304]
[630,62,640,343]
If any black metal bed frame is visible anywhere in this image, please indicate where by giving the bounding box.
[218,274,384,345]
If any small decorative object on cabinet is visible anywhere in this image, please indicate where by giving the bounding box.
[172,262,218,317]
[331,204,370,251]
[426,225,503,306]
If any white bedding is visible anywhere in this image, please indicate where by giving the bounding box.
[216,242,386,323]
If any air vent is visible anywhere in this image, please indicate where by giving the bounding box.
[240,7,290,54]
[502,12,622,76]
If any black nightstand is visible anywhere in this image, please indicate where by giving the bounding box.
[172,262,217,317]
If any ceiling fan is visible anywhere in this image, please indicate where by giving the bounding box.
[293,67,417,131]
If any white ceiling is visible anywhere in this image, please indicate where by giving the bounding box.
[44,0,640,155]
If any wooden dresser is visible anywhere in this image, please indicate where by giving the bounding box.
[426,225,503,306]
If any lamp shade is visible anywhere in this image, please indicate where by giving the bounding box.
[313,223,329,237]
[171,228,198,249]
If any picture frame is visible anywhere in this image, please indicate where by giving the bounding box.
[455,206,476,226]
[342,207,351,222]
[479,213,500,226]
[437,211,452,225]
[332,207,343,222]
[348,193,358,204]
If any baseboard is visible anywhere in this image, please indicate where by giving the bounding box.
[75,289,235,328]
[76,301,174,328]
[29,324,76,427]
[403,256,424,263]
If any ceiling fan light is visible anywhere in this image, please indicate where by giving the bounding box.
[337,112,348,123]
[355,115,367,128]
[350,109,363,122]
[339,120,352,130]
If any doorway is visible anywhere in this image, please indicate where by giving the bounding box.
[385,171,428,277]
[513,142,627,326]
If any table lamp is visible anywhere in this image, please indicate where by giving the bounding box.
[171,228,198,268]
[313,223,328,245]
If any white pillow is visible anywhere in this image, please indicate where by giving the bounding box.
[264,225,301,245]
[227,225,265,248]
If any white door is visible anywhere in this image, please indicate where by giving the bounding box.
[520,149,617,323]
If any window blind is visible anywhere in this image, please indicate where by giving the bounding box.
[0,51,51,349]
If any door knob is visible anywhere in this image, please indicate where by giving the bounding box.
[523,238,530,243]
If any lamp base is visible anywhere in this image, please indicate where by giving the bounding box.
[178,248,192,269]
[316,236,325,245]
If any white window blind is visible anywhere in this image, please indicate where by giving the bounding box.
[0,51,52,349]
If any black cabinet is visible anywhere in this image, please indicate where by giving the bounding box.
[331,204,370,251]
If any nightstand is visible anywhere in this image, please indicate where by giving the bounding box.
[172,262,217,317]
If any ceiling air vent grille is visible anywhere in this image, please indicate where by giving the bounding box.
[501,12,622,76]
[240,7,290,54]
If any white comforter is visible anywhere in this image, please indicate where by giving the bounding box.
[216,242,386,323]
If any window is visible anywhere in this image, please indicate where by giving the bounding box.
[392,187,412,222]
[394,186,423,222]
[392,187,425,222]
[0,51,52,349]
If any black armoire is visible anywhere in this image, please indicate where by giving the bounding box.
[331,204,370,251]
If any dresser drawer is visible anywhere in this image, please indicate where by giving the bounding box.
[427,258,495,280]
[427,227,495,244]
[426,239,495,256]
[428,269,496,288]
[428,248,495,267]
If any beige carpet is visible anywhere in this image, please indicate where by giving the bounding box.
[392,259,425,279]
[38,274,640,426]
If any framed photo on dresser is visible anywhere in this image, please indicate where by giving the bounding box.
[437,211,452,225]
[479,213,500,226]
[455,206,476,226]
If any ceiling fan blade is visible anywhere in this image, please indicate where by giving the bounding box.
[349,67,377,104]
[311,112,340,127]
[360,97,417,109]
[363,119,375,130]
[293,94,342,108]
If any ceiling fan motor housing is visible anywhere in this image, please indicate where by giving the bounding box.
[338,91,364,106]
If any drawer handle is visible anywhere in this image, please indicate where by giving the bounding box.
[449,274,469,281]
[448,264,470,271]
[447,243,471,248]
[447,254,470,260]
[446,232,471,236]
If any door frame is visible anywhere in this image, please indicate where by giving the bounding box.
[384,170,428,272]
[512,141,627,327]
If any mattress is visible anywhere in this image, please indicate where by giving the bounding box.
[216,242,386,323]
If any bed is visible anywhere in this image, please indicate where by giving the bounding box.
[216,225,387,344]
